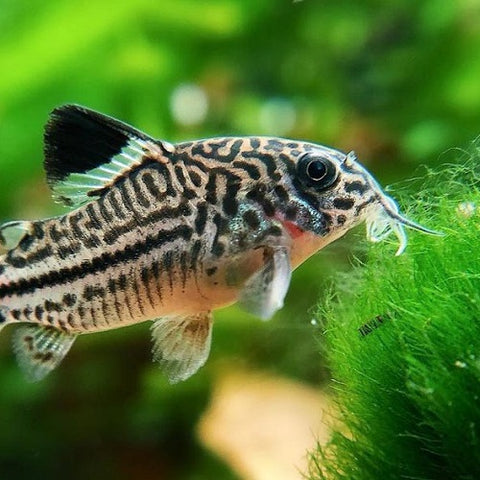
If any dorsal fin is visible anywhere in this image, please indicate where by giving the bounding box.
[44,104,175,207]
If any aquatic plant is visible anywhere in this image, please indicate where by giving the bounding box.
[309,143,480,479]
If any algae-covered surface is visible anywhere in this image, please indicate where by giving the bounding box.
[310,149,480,479]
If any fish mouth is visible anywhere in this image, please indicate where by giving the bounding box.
[365,191,443,256]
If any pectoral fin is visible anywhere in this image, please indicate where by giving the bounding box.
[12,325,76,381]
[238,247,291,320]
[151,312,213,384]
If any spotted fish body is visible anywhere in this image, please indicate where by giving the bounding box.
[0,105,439,382]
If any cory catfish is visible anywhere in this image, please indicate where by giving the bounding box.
[0,105,439,382]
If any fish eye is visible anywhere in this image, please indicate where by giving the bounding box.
[298,153,338,189]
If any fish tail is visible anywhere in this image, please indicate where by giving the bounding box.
[0,307,9,332]
[0,219,32,330]
[0,262,11,332]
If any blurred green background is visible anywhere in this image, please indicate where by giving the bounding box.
[1,0,480,478]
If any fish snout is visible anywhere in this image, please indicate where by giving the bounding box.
[365,193,443,256]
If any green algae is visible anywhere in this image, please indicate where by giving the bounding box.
[310,144,480,480]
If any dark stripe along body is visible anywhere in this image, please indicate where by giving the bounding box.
[0,137,339,333]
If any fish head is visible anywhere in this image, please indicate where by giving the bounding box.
[277,144,441,256]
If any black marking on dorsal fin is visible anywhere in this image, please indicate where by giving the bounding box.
[44,104,173,183]
[43,105,175,207]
